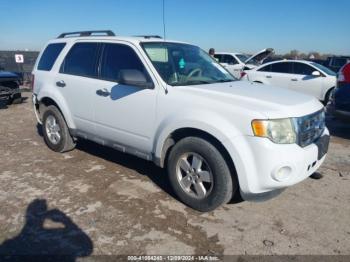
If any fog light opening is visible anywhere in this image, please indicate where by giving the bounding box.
[272,166,292,182]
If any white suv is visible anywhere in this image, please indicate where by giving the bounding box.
[32,31,330,211]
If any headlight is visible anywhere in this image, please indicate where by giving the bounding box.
[252,118,297,144]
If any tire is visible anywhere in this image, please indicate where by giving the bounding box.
[323,88,334,106]
[42,105,76,153]
[167,137,236,212]
[9,93,22,104]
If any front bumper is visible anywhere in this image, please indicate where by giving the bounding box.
[224,128,329,198]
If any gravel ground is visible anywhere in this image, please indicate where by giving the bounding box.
[0,93,349,259]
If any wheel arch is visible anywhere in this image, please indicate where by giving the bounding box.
[37,95,75,129]
[156,127,238,186]
[322,86,335,104]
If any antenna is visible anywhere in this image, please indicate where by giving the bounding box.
[162,0,166,40]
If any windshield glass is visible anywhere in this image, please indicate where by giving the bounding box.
[236,54,250,63]
[142,42,235,86]
[311,62,336,76]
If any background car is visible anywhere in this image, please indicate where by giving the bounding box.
[324,56,350,73]
[332,62,350,121]
[0,70,22,105]
[214,48,274,78]
[242,60,336,104]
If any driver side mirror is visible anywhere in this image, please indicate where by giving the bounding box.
[118,70,154,89]
[312,71,321,77]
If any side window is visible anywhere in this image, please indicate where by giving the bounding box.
[60,42,99,78]
[258,64,271,72]
[100,43,151,82]
[213,54,222,62]
[270,62,292,74]
[37,43,66,71]
[293,63,315,75]
[222,55,238,65]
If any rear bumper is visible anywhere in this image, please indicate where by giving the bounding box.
[223,129,329,199]
[32,93,42,124]
[332,86,350,121]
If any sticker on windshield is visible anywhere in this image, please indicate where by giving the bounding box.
[179,58,186,69]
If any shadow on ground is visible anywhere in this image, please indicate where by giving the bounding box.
[76,139,177,199]
[0,97,28,110]
[77,139,243,205]
[0,199,93,262]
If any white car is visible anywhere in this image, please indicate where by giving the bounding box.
[32,31,329,212]
[214,48,274,78]
[242,60,336,104]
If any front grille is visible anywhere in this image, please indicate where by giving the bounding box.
[295,110,326,147]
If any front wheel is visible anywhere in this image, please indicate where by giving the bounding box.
[167,137,236,212]
[42,105,76,153]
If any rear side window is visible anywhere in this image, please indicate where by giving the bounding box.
[293,63,315,75]
[214,54,222,62]
[37,43,66,71]
[270,62,292,74]
[258,64,271,72]
[222,55,238,65]
[100,43,150,82]
[60,43,99,78]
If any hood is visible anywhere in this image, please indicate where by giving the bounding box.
[180,81,323,119]
[0,71,19,79]
[245,48,274,65]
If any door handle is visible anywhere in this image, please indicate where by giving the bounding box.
[291,78,298,81]
[56,80,66,87]
[266,75,272,78]
[96,88,110,97]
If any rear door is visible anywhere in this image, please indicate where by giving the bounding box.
[258,62,293,88]
[56,41,100,132]
[289,62,324,99]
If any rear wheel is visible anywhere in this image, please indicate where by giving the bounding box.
[42,105,75,152]
[167,137,236,212]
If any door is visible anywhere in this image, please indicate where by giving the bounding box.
[57,42,100,131]
[289,62,325,99]
[215,54,242,78]
[93,43,158,154]
[258,62,293,88]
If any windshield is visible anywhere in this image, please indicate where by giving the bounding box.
[142,42,235,86]
[236,54,250,63]
[311,62,336,76]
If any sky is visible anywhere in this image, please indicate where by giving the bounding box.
[1,0,349,55]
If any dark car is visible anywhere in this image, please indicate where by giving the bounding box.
[0,71,22,105]
[332,62,350,121]
[325,56,350,73]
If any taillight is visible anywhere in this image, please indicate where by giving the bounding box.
[338,63,350,84]
[30,74,35,90]
[240,71,247,79]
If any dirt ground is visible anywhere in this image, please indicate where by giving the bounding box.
[0,93,349,259]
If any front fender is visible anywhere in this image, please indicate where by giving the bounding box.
[153,110,243,162]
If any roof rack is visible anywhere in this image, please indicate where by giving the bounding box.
[134,35,162,39]
[57,30,115,38]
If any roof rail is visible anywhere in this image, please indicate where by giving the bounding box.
[57,30,115,38]
[134,35,162,39]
